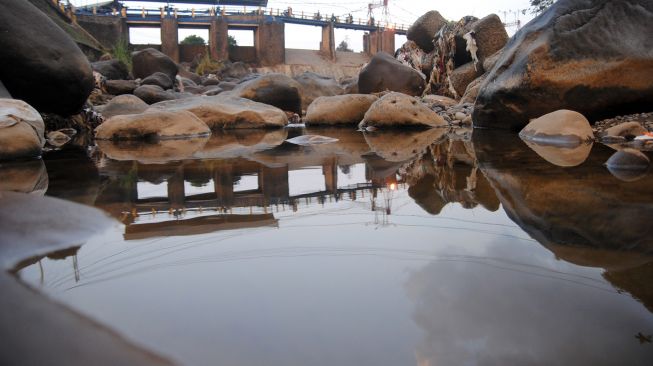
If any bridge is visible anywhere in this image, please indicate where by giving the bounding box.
[67,0,406,65]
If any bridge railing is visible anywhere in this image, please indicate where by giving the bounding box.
[73,3,409,32]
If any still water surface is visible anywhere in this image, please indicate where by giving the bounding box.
[12,128,653,365]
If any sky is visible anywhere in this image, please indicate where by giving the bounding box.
[71,0,536,52]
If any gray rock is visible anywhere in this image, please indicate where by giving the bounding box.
[217,81,237,91]
[358,52,425,96]
[141,72,173,90]
[133,85,176,104]
[231,73,303,114]
[221,61,251,79]
[293,71,344,111]
[101,94,149,119]
[91,59,129,80]
[606,148,650,181]
[105,80,137,96]
[131,48,178,81]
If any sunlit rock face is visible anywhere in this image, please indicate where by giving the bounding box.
[473,0,653,130]
[473,130,653,252]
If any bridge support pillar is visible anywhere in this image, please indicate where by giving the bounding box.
[320,22,335,61]
[161,17,179,63]
[365,29,396,56]
[256,21,285,66]
[209,18,229,61]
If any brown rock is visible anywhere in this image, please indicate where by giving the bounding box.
[305,94,378,126]
[95,110,211,140]
[359,92,447,129]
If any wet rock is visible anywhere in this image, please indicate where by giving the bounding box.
[141,72,173,90]
[91,59,129,80]
[474,0,653,129]
[131,48,178,81]
[294,71,344,111]
[407,10,448,52]
[202,87,223,96]
[221,61,251,80]
[449,62,482,98]
[202,77,221,86]
[178,77,197,88]
[358,52,425,96]
[95,110,210,140]
[0,160,48,194]
[603,122,648,140]
[231,73,302,114]
[133,85,177,104]
[101,94,149,119]
[105,80,138,96]
[148,95,288,129]
[359,92,447,129]
[305,94,378,126]
[519,110,594,147]
[0,0,94,115]
[0,99,45,160]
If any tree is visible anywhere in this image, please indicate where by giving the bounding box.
[227,35,238,50]
[336,40,353,52]
[530,0,556,14]
[181,35,206,45]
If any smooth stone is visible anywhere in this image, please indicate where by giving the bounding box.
[305,94,378,126]
[95,110,211,140]
[519,110,594,147]
[359,92,447,129]
[101,94,149,119]
[603,122,648,139]
[0,99,45,160]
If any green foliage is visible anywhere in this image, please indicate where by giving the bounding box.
[227,35,238,50]
[195,52,223,76]
[112,38,132,71]
[530,0,556,14]
[336,40,353,52]
[181,34,206,45]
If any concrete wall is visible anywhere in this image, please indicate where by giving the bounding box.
[255,21,285,66]
[179,45,207,63]
[76,14,129,49]
[230,46,257,64]
[209,18,229,61]
[161,18,179,62]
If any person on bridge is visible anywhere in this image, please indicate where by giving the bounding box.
[314,11,322,20]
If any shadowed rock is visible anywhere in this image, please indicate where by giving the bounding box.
[358,52,425,96]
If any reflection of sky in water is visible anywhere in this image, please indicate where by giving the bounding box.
[137,182,167,199]
[288,167,326,196]
[337,163,367,188]
[233,174,258,192]
[18,187,653,365]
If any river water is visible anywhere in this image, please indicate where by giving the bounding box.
[11,127,653,365]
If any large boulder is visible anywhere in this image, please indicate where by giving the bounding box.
[474,0,653,130]
[131,48,178,81]
[407,11,448,53]
[305,94,378,126]
[231,73,302,114]
[95,110,210,140]
[449,61,483,98]
[293,72,344,111]
[0,99,45,160]
[221,61,251,80]
[358,52,425,96]
[0,0,94,115]
[133,85,176,104]
[100,94,149,119]
[519,110,595,146]
[148,95,288,129]
[359,92,447,129]
[91,60,129,80]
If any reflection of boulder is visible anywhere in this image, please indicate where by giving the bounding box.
[364,128,448,162]
[97,137,209,164]
[522,140,593,167]
[195,129,288,160]
[0,160,48,195]
[473,130,653,252]
[408,174,447,215]
[43,148,99,205]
